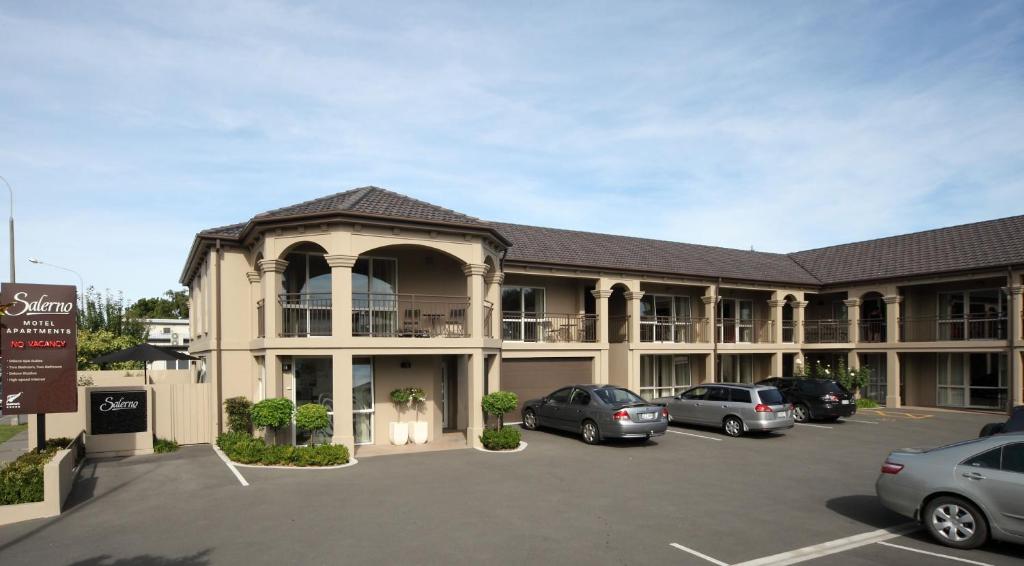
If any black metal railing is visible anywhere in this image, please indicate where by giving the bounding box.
[639,316,709,343]
[717,318,774,344]
[279,293,332,337]
[256,299,265,338]
[803,319,852,343]
[502,312,598,343]
[609,315,630,343]
[781,320,795,343]
[899,316,1007,342]
[353,293,470,338]
[858,319,886,343]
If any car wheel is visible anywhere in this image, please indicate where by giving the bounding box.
[523,409,538,430]
[581,420,601,445]
[924,496,989,550]
[723,416,744,438]
[793,404,810,423]
[978,422,1003,437]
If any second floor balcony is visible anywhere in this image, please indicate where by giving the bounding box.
[273,292,473,338]
[717,318,774,344]
[900,316,1008,342]
[803,319,851,344]
[639,316,709,343]
[502,312,597,343]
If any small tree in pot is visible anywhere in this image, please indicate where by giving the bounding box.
[407,387,428,444]
[250,398,294,445]
[388,388,412,445]
[295,403,331,446]
[480,391,521,451]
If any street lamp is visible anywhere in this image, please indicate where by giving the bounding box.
[27,258,86,302]
[0,175,14,283]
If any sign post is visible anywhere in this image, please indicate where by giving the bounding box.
[0,283,78,450]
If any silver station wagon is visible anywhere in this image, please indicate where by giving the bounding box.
[656,383,794,437]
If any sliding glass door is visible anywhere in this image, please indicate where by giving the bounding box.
[353,357,374,444]
[352,257,398,336]
[937,353,1007,410]
[718,299,753,343]
[501,286,545,341]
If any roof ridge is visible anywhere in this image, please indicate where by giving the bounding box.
[368,186,486,222]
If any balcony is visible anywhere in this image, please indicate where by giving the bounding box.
[900,316,1007,342]
[717,318,774,344]
[279,293,332,337]
[639,316,709,343]
[502,312,597,343]
[353,293,470,338]
[782,320,795,343]
[858,319,886,343]
[803,319,852,344]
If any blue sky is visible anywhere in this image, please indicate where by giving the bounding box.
[1,1,1022,301]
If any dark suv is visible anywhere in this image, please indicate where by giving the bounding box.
[756,377,855,423]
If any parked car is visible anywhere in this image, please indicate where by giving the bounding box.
[756,377,855,423]
[655,383,793,438]
[876,433,1024,549]
[521,385,668,444]
[979,405,1024,437]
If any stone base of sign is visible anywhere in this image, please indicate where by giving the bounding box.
[0,435,84,527]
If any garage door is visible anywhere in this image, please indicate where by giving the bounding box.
[501,358,593,421]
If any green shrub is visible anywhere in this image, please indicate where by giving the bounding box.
[295,403,331,445]
[0,448,58,505]
[856,398,880,409]
[251,398,294,441]
[216,432,349,467]
[44,437,73,451]
[480,426,521,451]
[231,437,269,465]
[216,431,252,453]
[260,444,296,465]
[293,444,349,467]
[481,391,518,429]
[154,438,179,454]
[224,396,253,434]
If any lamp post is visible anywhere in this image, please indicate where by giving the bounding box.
[28,258,86,305]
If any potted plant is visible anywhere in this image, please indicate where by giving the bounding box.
[407,387,428,444]
[388,388,411,445]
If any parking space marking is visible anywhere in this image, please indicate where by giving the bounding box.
[795,423,833,429]
[212,445,249,487]
[863,409,935,420]
[875,542,994,565]
[730,523,918,566]
[665,429,723,441]
[669,543,729,566]
[844,419,880,424]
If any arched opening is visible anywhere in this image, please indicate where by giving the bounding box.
[280,243,331,337]
[782,294,797,343]
[353,244,469,338]
[859,291,886,342]
[607,283,630,342]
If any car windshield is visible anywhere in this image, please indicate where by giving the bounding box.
[594,387,646,405]
[756,388,785,404]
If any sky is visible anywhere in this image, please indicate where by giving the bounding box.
[1,1,1022,302]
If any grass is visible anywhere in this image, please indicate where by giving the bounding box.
[154,438,179,454]
[0,424,27,444]
[856,398,880,409]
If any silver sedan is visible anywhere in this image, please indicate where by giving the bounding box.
[876,432,1024,549]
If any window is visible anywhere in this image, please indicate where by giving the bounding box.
[501,286,546,341]
[730,389,752,403]
[963,447,1002,470]
[549,387,572,403]
[756,388,785,405]
[1002,444,1024,474]
[639,355,692,400]
[938,353,1007,410]
[706,387,729,402]
[938,289,1007,340]
[682,387,707,400]
[353,357,374,445]
[718,299,754,343]
[640,294,692,342]
[352,257,398,336]
[570,389,591,406]
[593,387,645,405]
[718,354,754,383]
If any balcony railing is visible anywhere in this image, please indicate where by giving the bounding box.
[781,320,795,343]
[717,318,774,344]
[502,312,597,343]
[279,293,332,337]
[858,319,886,343]
[639,316,709,343]
[609,315,630,343]
[353,293,470,338]
[803,319,852,344]
[899,316,1007,342]
[256,299,265,338]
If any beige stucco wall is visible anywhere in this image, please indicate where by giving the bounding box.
[503,273,589,314]
[903,352,937,407]
[371,355,444,445]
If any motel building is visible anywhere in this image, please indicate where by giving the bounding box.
[181,187,1024,455]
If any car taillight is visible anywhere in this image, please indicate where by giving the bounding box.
[612,410,630,421]
[881,461,904,475]
[821,393,839,402]
[661,407,669,418]
[754,404,774,413]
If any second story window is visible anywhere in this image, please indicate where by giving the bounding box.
[501,286,545,341]
[640,294,691,342]
[352,257,398,336]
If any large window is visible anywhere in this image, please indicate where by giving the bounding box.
[938,289,1007,340]
[352,257,398,336]
[639,355,691,400]
[501,286,546,341]
[353,357,374,445]
[640,294,692,342]
[718,299,754,343]
[938,353,1007,410]
[718,354,754,383]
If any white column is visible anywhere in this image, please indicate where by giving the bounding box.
[844,298,861,344]
[624,291,645,345]
[463,263,489,338]
[768,299,786,344]
[326,254,358,338]
[884,295,902,344]
[258,259,287,339]
[886,350,901,408]
[467,352,486,447]
[331,352,354,452]
[704,352,716,383]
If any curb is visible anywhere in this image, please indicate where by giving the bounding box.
[473,441,528,454]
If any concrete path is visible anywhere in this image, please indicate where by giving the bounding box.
[0,428,29,465]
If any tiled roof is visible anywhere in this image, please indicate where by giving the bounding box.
[493,222,821,285]
[789,214,1024,285]
[198,222,246,238]
[253,186,491,228]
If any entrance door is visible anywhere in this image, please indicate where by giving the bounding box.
[292,357,333,445]
[353,357,374,444]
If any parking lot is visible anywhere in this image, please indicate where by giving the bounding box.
[0,407,1020,565]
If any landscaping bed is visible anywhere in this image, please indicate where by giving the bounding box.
[0,438,73,506]
[216,433,349,467]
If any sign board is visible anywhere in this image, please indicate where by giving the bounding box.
[0,283,78,414]
[89,390,148,435]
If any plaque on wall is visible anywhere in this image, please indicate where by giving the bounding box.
[90,390,148,435]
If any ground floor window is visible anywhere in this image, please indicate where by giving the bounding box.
[639,355,691,400]
[860,353,887,403]
[293,357,333,445]
[937,353,1007,410]
[353,357,374,444]
[718,354,753,383]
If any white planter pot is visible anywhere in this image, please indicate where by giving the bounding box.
[410,421,428,444]
[389,422,409,445]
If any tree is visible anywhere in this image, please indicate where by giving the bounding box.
[295,404,331,446]
[128,289,190,319]
[251,398,294,444]
[77,287,148,370]
[481,391,519,430]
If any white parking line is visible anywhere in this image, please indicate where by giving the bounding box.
[730,523,918,566]
[844,419,879,424]
[669,543,729,566]
[795,423,833,430]
[876,542,994,565]
[505,421,523,425]
[665,429,723,441]
[212,445,249,487]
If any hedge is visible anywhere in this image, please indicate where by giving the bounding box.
[0,447,59,505]
[216,433,349,467]
[480,426,522,451]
